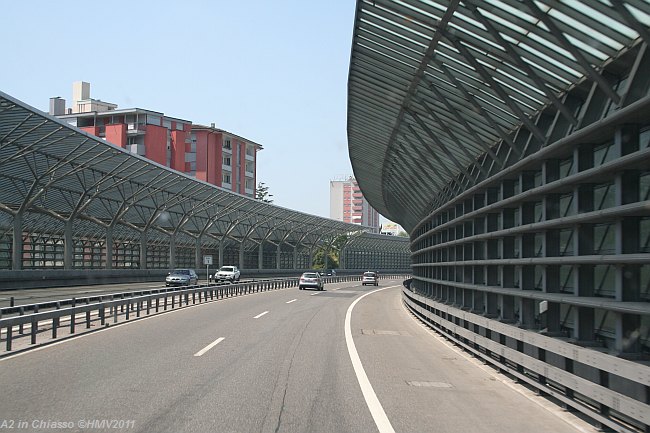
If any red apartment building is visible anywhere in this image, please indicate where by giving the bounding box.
[50,82,262,197]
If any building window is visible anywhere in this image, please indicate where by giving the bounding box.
[223,156,231,166]
[224,138,231,150]
[246,144,255,157]
[146,115,161,126]
[245,161,254,173]
[245,178,254,189]
[223,172,231,184]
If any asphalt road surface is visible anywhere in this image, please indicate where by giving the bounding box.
[0,279,597,433]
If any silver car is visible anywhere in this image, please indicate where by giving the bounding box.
[299,272,324,290]
[166,269,198,286]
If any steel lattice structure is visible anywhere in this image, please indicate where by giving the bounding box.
[0,91,390,272]
[348,1,650,431]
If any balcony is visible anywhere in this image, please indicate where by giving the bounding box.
[126,123,146,135]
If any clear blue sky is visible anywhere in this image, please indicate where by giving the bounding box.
[1,0,359,219]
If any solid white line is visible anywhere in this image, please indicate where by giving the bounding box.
[345,286,398,433]
[253,311,269,319]
[286,299,297,304]
[310,292,322,296]
[194,337,225,357]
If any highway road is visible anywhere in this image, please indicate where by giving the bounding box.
[0,279,597,433]
[0,281,178,308]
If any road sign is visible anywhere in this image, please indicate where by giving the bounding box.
[203,255,213,265]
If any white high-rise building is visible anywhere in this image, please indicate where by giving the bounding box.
[330,176,379,232]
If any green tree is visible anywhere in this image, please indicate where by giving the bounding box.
[312,235,347,269]
[256,182,273,203]
[312,249,339,269]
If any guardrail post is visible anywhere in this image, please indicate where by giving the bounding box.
[136,301,141,318]
[30,315,37,345]
[18,307,24,334]
[6,326,12,351]
[155,297,159,313]
[99,305,105,326]
[125,301,130,320]
[52,317,59,339]
[70,308,76,334]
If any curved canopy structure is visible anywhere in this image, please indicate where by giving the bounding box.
[348,0,650,232]
[348,2,650,430]
[0,91,369,270]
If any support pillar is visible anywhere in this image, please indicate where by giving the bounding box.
[195,236,202,270]
[105,226,114,270]
[219,242,224,267]
[258,242,263,270]
[276,243,281,269]
[239,242,245,270]
[140,229,147,270]
[12,211,23,270]
[64,219,73,270]
[169,233,176,270]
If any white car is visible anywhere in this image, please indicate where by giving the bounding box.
[362,271,378,286]
[215,265,240,283]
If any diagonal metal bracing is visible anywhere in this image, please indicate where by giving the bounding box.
[443,32,549,145]
[415,97,491,178]
[430,57,522,158]
[420,75,502,166]
[406,110,478,183]
[521,0,622,106]
[396,134,445,193]
[463,1,579,126]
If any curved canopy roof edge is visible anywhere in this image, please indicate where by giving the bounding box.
[347,0,649,233]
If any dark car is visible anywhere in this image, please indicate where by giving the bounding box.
[166,269,198,286]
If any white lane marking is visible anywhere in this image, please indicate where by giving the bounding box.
[345,286,398,433]
[194,337,225,357]
[310,292,323,296]
[286,299,297,304]
[0,284,297,362]
[253,311,269,319]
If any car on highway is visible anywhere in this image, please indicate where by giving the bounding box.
[299,272,324,290]
[362,271,378,286]
[215,266,241,283]
[165,269,198,286]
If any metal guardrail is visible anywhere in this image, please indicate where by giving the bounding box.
[402,287,650,433]
[0,274,403,353]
